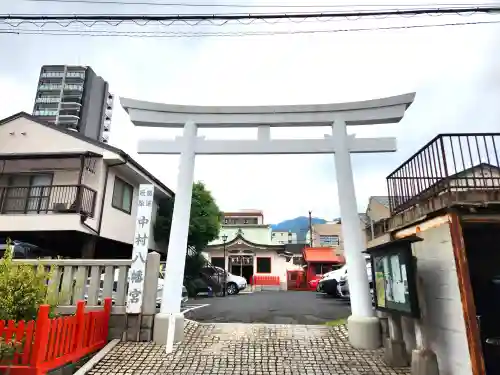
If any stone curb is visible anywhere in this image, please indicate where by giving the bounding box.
[73,339,121,375]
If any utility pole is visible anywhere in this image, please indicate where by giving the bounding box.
[308,210,313,247]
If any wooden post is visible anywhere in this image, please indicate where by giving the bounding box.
[102,298,112,342]
[74,301,86,354]
[30,305,51,369]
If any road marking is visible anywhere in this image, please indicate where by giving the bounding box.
[182,304,210,314]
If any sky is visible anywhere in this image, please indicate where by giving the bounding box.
[1,0,500,224]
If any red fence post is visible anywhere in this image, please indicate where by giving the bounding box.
[74,301,86,356]
[30,305,51,370]
[102,298,112,342]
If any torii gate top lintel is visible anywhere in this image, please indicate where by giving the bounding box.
[120,92,415,128]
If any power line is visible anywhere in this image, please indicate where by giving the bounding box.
[18,0,500,9]
[3,5,500,21]
[2,18,499,37]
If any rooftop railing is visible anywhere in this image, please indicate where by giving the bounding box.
[387,133,500,214]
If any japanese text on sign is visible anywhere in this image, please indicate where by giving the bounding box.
[126,184,155,314]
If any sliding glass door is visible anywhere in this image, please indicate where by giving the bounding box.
[26,175,52,213]
[2,174,52,214]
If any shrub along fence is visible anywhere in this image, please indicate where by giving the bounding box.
[0,298,112,375]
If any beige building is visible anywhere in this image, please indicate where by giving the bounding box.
[0,112,174,258]
[365,196,391,247]
[305,214,369,256]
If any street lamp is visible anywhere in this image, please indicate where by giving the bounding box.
[222,234,228,297]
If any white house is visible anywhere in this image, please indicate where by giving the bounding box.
[0,112,174,258]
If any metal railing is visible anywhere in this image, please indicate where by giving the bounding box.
[387,134,500,214]
[0,184,97,217]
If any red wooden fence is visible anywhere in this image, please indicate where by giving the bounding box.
[0,298,112,375]
[251,275,280,286]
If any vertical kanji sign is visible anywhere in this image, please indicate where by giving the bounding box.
[126,184,155,314]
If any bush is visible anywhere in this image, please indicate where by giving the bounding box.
[0,239,54,321]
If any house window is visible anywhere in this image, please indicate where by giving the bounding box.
[314,263,332,275]
[319,235,340,246]
[256,257,271,273]
[112,177,133,214]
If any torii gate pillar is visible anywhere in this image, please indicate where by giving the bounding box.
[121,93,415,351]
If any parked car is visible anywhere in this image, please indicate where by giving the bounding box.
[85,270,188,308]
[317,266,348,296]
[156,278,189,307]
[337,275,375,304]
[309,278,321,291]
[318,256,372,297]
[200,266,247,295]
[0,239,55,259]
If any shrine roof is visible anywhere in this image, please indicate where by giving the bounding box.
[303,247,345,263]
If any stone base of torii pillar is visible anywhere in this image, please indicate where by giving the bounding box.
[120,93,416,351]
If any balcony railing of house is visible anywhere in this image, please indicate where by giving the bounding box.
[387,133,500,215]
[0,184,97,217]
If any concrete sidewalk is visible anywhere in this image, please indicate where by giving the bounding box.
[89,320,410,375]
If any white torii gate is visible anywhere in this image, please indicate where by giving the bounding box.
[121,93,415,350]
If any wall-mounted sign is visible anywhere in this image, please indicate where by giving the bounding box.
[126,184,155,314]
[365,235,422,318]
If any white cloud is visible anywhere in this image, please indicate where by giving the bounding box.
[1,1,500,223]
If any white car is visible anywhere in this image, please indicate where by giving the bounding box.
[209,266,248,295]
[318,256,372,297]
[85,270,188,308]
[337,260,374,301]
[317,265,348,296]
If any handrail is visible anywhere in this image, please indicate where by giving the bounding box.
[386,133,500,214]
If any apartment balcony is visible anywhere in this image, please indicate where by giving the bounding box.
[39,84,63,91]
[63,84,84,92]
[33,110,59,117]
[0,184,96,217]
[41,72,65,78]
[384,133,500,227]
[36,97,60,104]
[59,109,81,118]
[65,72,86,79]
[61,98,83,106]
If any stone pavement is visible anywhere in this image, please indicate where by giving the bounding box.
[89,320,410,375]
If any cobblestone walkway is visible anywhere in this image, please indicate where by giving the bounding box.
[89,320,410,375]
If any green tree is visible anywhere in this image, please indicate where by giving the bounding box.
[154,181,222,276]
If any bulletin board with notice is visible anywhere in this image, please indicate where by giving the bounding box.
[364,235,422,318]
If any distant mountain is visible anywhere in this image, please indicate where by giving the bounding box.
[271,216,327,241]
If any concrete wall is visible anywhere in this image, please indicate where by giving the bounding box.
[408,223,472,375]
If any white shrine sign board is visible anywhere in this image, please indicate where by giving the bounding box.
[126,184,155,314]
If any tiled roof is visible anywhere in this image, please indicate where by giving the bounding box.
[303,247,345,263]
